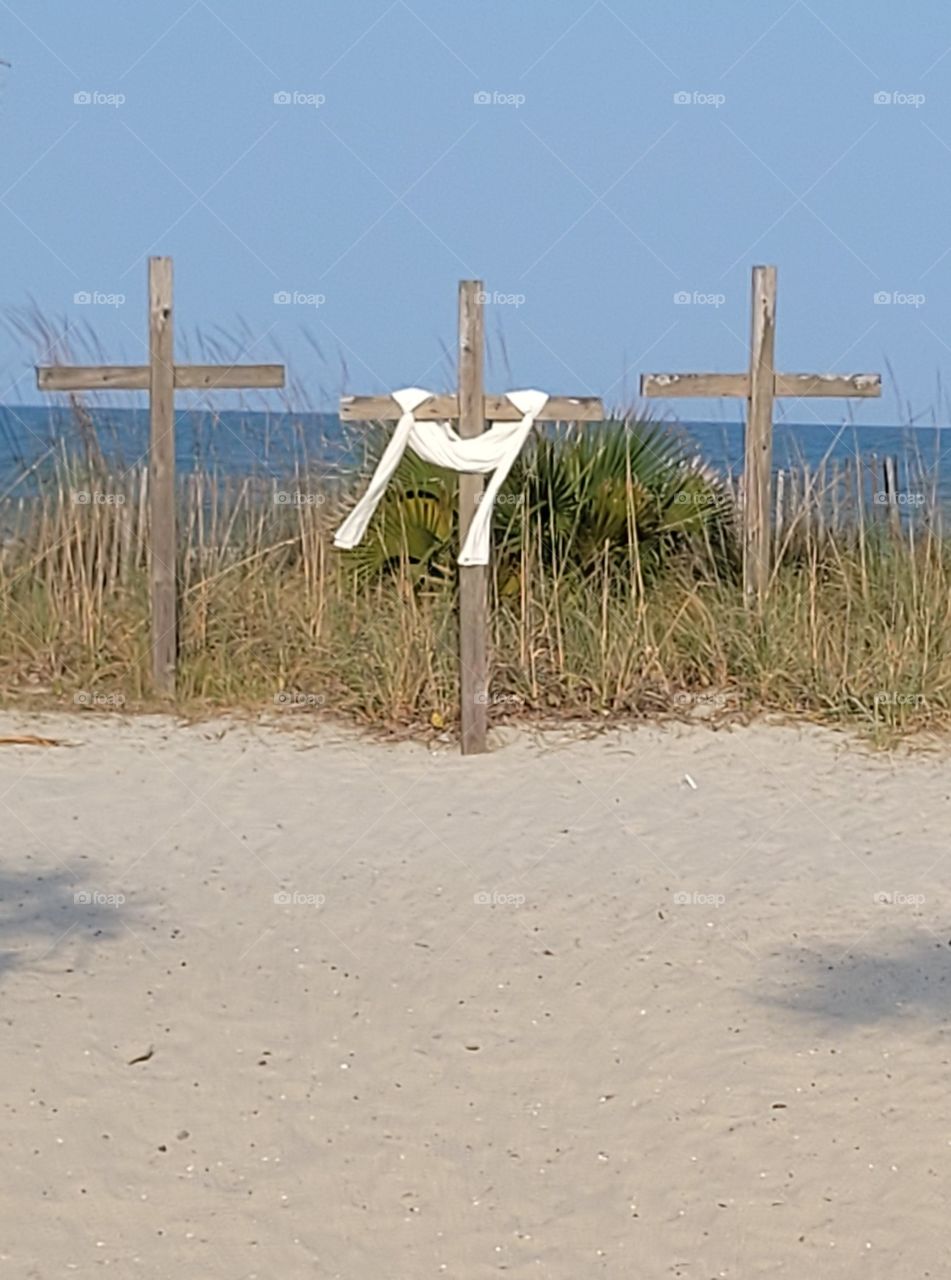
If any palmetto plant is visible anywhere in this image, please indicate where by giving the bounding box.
[342,443,457,586]
[343,417,737,586]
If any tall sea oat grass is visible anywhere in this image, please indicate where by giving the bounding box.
[2,310,949,741]
[1,424,950,742]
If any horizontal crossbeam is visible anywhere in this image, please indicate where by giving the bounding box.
[340,394,604,422]
[36,364,286,392]
[640,372,881,399]
[776,372,882,398]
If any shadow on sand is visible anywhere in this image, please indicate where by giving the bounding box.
[761,930,951,1026]
[0,863,137,981]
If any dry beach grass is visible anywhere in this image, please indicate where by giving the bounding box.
[0,432,950,742]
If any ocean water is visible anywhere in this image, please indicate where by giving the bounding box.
[1,404,948,502]
[0,405,349,491]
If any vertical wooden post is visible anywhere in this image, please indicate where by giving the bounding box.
[868,453,881,524]
[883,455,901,537]
[774,468,785,553]
[149,257,177,695]
[743,265,777,602]
[458,281,488,755]
[844,458,860,522]
[801,461,813,541]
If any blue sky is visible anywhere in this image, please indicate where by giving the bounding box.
[0,0,947,423]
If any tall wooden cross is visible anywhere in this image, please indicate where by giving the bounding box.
[340,280,603,756]
[640,265,881,600]
[36,256,285,696]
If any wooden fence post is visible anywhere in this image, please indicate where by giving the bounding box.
[458,281,488,755]
[883,455,901,537]
[744,265,777,601]
[774,467,786,553]
[149,257,177,695]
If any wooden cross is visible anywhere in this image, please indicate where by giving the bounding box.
[640,265,881,600]
[36,256,285,696]
[340,279,603,756]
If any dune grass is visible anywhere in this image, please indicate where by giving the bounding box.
[1,425,950,744]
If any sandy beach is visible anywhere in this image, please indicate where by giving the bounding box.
[2,713,950,1277]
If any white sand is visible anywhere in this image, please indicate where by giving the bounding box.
[2,712,950,1277]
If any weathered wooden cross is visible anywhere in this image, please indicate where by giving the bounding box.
[340,279,603,756]
[641,265,881,600]
[37,256,285,695]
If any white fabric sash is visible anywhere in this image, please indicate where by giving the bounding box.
[334,388,549,566]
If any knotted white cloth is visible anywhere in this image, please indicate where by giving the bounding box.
[334,388,549,565]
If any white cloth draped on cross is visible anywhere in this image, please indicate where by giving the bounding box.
[333,387,550,565]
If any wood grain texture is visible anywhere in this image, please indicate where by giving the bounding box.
[175,364,285,390]
[37,364,285,392]
[641,372,881,400]
[774,372,881,399]
[148,257,177,696]
[457,282,488,757]
[340,394,603,422]
[640,373,750,398]
[37,365,150,391]
[744,265,777,603]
